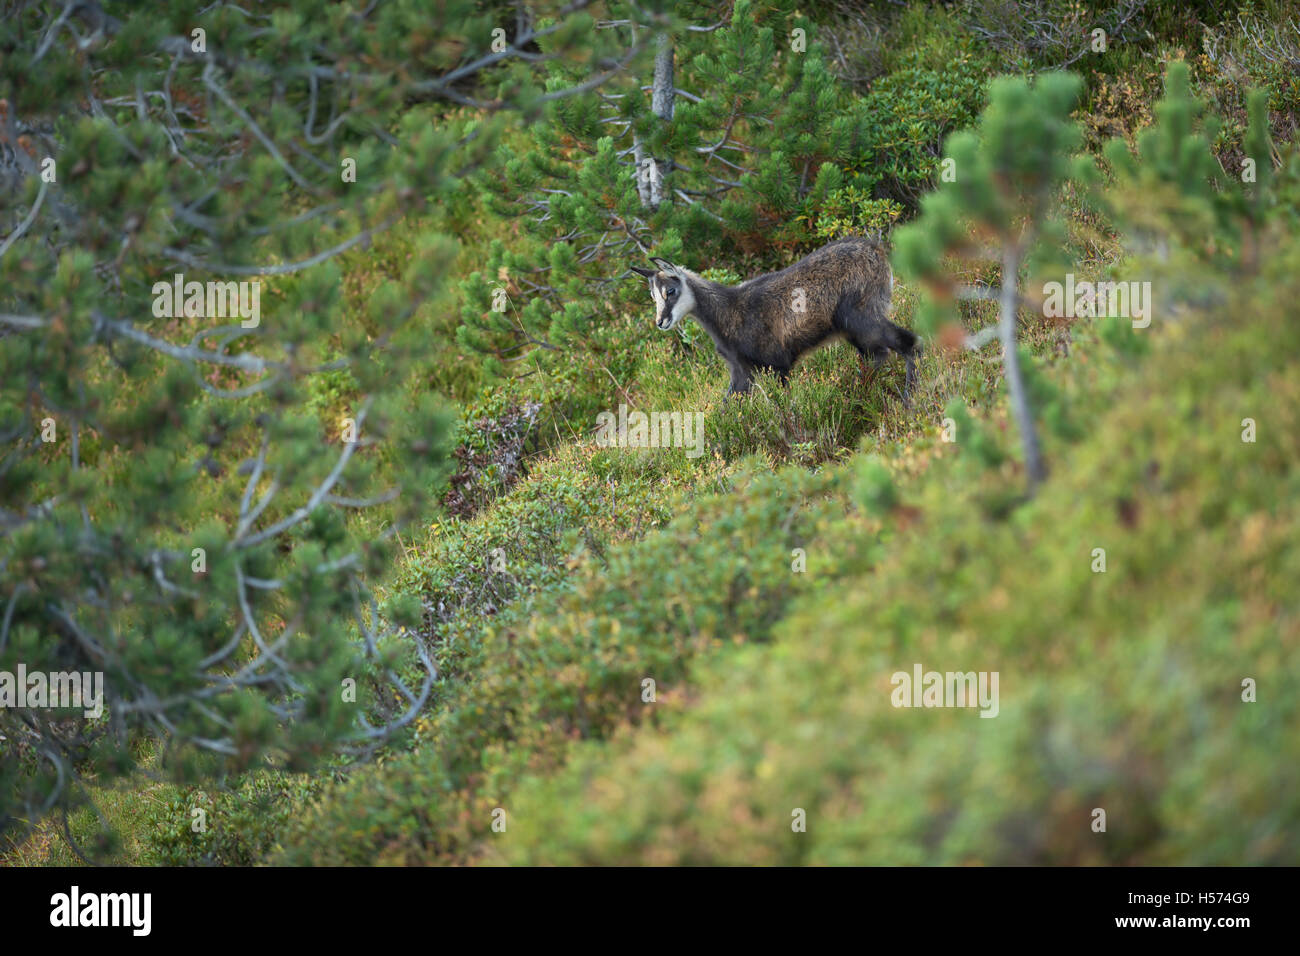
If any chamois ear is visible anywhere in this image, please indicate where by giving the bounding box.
[650,257,676,274]
[630,265,656,278]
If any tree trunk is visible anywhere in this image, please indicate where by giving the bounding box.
[651,32,675,121]
[640,32,674,209]
[633,138,652,207]
[1000,246,1046,492]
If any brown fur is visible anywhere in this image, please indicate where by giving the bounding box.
[632,237,920,399]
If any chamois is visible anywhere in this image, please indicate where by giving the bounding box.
[631,236,920,401]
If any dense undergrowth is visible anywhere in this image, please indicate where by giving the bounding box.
[9,0,1299,867]
[494,250,1300,865]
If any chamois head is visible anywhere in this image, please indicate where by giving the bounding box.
[631,258,697,332]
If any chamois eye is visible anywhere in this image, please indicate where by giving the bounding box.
[667,288,677,297]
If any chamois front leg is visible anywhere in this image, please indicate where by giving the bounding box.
[726,361,753,397]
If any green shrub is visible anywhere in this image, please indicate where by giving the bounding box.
[141,772,324,867]
[494,232,1300,865]
[272,460,851,864]
[812,186,906,241]
[841,65,988,209]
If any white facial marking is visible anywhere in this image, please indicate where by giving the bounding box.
[669,281,696,329]
[650,279,670,329]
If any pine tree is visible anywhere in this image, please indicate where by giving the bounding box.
[893,72,1088,493]
[1102,60,1276,270]
[0,0,629,846]
[456,0,863,382]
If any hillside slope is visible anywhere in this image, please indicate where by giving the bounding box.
[490,245,1300,865]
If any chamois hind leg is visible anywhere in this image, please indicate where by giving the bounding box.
[886,321,921,406]
[852,346,887,384]
[835,300,889,383]
[843,315,922,407]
